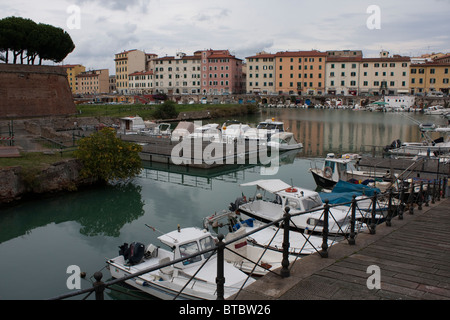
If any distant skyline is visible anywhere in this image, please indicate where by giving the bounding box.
[1,0,450,74]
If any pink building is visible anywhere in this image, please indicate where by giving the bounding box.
[199,49,244,95]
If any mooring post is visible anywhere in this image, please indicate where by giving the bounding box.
[370,192,377,234]
[320,200,330,258]
[280,207,291,278]
[216,234,225,300]
[93,272,105,300]
[348,195,357,245]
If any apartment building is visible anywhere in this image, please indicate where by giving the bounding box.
[200,49,245,94]
[359,51,410,95]
[246,51,276,94]
[274,50,327,95]
[62,64,85,93]
[75,69,109,95]
[129,70,154,94]
[410,62,450,95]
[152,52,202,94]
[325,56,363,95]
[114,49,147,94]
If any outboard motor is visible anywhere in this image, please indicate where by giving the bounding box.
[119,242,145,265]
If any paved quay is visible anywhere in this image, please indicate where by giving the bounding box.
[233,197,450,300]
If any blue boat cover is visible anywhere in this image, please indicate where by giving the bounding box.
[319,180,381,205]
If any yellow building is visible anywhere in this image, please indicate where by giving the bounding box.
[274,51,327,95]
[410,62,450,95]
[75,69,110,95]
[114,49,147,94]
[63,64,85,93]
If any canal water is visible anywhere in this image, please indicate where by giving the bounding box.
[0,109,446,300]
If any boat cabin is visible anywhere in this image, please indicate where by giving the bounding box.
[257,118,285,132]
[157,227,216,269]
[240,179,324,213]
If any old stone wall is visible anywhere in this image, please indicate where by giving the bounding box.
[0,64,76,119]
[0,159,96,205]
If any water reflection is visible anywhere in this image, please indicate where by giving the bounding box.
[253,109,446,157]
[0,183,145,243]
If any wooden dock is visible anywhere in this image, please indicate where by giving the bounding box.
[358,156,449,179]
[234,197,450,300]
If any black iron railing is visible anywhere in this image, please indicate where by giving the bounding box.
[49,176,448,301]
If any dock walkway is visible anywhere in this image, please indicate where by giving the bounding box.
[234,197,450,300]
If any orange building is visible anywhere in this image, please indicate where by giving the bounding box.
[275,51,327,95]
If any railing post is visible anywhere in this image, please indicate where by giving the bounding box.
[443,177,448,198]
[348,195,357,245]
[437,178,441,201]
[216,234,225,300]
[370,192,377,234]
[320,200,329,258]
[386,189,393,227]
[280,207,291,278]
[408,182,415,215]
[432,180,436,204]
[418,182,423,210]
[398,181,405,220]
[93,272,105,300]
[425,181,430,207]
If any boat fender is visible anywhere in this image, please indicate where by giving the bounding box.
[324,166,333,179]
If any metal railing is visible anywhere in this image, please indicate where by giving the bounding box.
[49,176,448,301]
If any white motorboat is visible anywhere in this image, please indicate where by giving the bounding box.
[243,118,287,142]
[106,227,254,300]
[187,123,221,142]
[236,179,360,235]
[387,128,450,157]
[309,153,392,191]
[424,105,447,115]
[203,211,332,270]
[267,132,303,150]
[221,120,251,143]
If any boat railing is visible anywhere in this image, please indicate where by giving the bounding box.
[49,176,448,301]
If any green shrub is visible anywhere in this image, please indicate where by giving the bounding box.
[152,100,178,119]
[74,128,143,183]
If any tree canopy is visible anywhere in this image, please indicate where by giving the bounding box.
[0,16,75,65]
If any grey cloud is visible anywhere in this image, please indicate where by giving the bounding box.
[74,0,151,13]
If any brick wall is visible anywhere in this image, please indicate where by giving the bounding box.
[0,64,76,118]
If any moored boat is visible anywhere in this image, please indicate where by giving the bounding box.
[106,226,254,300]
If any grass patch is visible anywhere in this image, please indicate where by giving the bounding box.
[0,151,75,170]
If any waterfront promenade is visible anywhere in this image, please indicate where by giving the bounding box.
[234,197,450,300]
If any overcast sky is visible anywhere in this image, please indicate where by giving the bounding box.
[2,0,450,74]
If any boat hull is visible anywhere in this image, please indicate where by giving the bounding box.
[311,169,337,189]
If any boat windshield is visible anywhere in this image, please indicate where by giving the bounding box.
[179,241,202,265]
[302,195,323,211]
[324,160,336,172]
[200,236,215,259]
[257,123,284,131]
